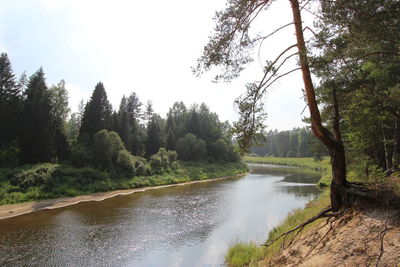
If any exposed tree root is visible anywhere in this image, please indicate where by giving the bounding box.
[262,206,338,248]
[263,182,400,251]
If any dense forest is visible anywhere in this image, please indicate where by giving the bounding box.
[0,53,245,203]
[250,128,328,159]
[0,52,239,167]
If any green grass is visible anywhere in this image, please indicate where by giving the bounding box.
[225,242,265,267]
[0,161,248,205]
[244,156,332,187]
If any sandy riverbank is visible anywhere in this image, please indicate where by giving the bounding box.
[0,173,246,220]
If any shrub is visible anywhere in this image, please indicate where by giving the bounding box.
[10,163,57,189]
[168,150,178,163]
[93,130,125,170]
[70,143,92,167]
[116,149,136,174]
[176,133,207,161]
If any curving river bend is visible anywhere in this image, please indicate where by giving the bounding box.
[0,164,321,266]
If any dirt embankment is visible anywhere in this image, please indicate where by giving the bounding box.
[263,204,400,267]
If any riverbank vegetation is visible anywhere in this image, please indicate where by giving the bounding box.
[0,53,246,205]
[0,161,247,205]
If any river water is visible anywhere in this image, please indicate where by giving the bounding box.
[0,164,321,266]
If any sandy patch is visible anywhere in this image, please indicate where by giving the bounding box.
[263,204,400,266]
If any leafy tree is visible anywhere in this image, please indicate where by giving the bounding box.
[208,138,228,161]
[49,80,70,124]
[166,101,187,150]
[116,149,136,174]
[176,133,207,161]
[93,130,124,170]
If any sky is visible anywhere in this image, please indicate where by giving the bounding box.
[0,0,315,131]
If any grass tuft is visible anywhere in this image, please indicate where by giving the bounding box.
[225,242,265,267]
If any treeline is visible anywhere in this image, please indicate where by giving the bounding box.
[0,52,240,176]
[250,128,328,159]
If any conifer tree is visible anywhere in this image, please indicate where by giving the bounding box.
[145,114,165,158]
[79,82,113,143]
[0,53,20,152]
[19,68,53,163]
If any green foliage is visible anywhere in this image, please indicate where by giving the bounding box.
[70,143,92,167]
[251,127,328,159]
[0,161,247,205]
[19,68,53,163]
[79,82,113,142]
[93,130,124,170]
[10,163,56,189]
[0,52,21,156]
[149,148,178,174]
[116,149,136,174]
[176,133,207,161]
[0,144,20,167]
[225,242,265,267]
[145,114,166,157]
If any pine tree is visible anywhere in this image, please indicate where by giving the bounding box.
[19,68,53,163]
[0,53,20,152]
[145,114,165,158]
[79,82,113,143]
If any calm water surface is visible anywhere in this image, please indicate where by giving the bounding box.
[0,164,321,266]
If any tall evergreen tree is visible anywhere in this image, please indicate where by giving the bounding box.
[116,96,129,144]
[79,82,113,143]
[19,68,53,163]
[0,53,20,153]
[145,114,165,158]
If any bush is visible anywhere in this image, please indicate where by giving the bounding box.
[208,138,228,161]
[150,148,178,174]
[116,149,136,175]
[176,134,207,161]
[70,143,92,167]
[10,163,57,189]
[0,145,20,167]
[93,130,125,170]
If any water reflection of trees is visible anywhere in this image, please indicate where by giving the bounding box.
[281,173,320,184]
[278,185,321,198]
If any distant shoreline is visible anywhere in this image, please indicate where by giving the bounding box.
[0,173,246,221]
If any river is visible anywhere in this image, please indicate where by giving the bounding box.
[0,164,321,266]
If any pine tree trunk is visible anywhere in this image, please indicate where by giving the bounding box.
[290,0,347,211]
